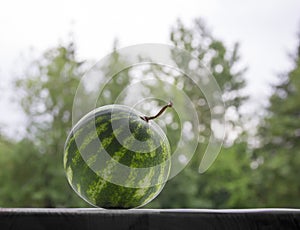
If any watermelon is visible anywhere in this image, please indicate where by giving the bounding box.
[63,104,171,208]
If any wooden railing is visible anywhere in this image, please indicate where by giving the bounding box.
[1,208,300,229]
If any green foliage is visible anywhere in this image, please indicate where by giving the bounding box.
[202,143,254,208]
[96,41,131,107]
[251,39,300,207]
[1,43,90,207]
[170,19,247,110]
[146,18,249,208]
[0,137,14,205]
[1,139,52,207]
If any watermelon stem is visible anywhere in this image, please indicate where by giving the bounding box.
[140,101,173,123]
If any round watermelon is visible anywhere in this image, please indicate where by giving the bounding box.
[63,104,171,208]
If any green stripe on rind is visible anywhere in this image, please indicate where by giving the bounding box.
[65,112,114,158]
[87,178,108,205]
[78,122,109,152]
[67,110,168,169]
[66,117,126,169]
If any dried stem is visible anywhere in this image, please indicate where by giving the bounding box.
[140,101,173,123]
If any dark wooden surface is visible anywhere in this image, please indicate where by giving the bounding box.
[1,208,300,230]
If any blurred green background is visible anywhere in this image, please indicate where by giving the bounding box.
[1,6,300,208]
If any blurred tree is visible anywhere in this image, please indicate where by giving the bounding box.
[0,138,44,207]
[252,36,300,207]
[170,18,247,143]
[201,143,254,208]
[150,143,253,208]
[95,40,131,106]
[8,43,90,207]
[0,136,14,206]
[146,18,250,208]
